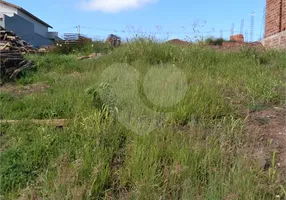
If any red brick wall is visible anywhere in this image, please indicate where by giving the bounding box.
[282,0,286,31]
[265,0,286,38]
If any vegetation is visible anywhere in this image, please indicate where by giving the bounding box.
[1,40,286,199]
[50,40,112,55]
[204,37,235,46]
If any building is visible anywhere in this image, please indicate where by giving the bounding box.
[265,0,285,37]
[0,1,60,47]
[262,0,286,49]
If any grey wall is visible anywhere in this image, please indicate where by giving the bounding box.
[32,32,54,47]
[4,14,53,48]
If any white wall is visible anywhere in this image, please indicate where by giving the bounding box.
[0,3,18,17]
[18,10,49,37]
[0,2,53,38]
[0,2,17,28]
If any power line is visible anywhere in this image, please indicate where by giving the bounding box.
[62,28,232,36]
[59,19,261,40]
[59,24,233,35]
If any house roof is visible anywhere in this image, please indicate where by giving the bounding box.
[1,1,53,28]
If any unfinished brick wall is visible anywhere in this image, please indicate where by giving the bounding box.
[265,0,286,38]
[261,31,286,49]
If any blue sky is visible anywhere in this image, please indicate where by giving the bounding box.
[9,0,266,41]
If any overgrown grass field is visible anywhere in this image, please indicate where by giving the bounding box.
[1,40,286,199]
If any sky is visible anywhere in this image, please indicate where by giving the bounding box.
[7,0,266,41]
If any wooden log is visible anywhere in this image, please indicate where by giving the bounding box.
[1,58,24,62]
[10,61,34,79]
[5,66,22,75]
[0,52,23,56]
[0,50,20,53]
[3,33,7,41]
[0,30,16,36]
[77,56,90,60]
[18,60,28,67]
[0,53,23,58]
[0,119,69,127]
[0,42,11,50]
[0,53,23,57]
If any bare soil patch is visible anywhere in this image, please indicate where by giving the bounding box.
[245,106,286,178]
[167,39,191,46]
[68,71,82,77]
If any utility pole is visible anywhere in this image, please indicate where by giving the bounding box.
[76,25,81,36]
[250,12,255,42]
[240,19,244,34]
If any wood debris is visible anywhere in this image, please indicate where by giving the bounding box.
[0,26,36,81]
[77,53,102,60]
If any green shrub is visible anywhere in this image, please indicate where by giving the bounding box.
[205,37,226,46]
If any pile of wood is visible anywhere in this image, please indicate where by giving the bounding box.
[77,53,102,60]
[0,26,35,80]
[0,50,34,80]
[0,27,37,53]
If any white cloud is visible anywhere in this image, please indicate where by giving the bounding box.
[80,0,157,13]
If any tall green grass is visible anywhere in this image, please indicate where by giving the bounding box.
[1,40,286,199]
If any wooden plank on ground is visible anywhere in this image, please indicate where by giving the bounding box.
[0,119,69,127]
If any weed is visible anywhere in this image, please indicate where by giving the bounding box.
[1,40,286,199]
